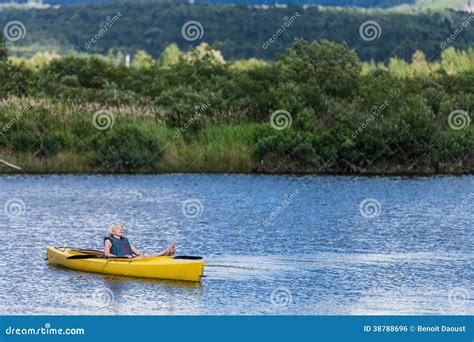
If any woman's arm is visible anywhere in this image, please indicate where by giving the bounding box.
[104,239,115,257]
[131,244,143,257]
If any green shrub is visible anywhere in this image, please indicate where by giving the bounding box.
[253,126,318,171]
[295,108,316,131]
[391,95,439,161]
[9,130,65,158]
[154,85,211,130]
[0,34,6,61]
[277,39,361,99]
[60,75,81,88]
[90,125,163,171]
[438,129,474,161]
[226,65,278,121]
[0,62,33,97]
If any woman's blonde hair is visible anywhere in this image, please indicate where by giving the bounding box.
[107,223,124,237]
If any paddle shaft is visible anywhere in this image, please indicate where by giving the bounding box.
[67,254,202,260]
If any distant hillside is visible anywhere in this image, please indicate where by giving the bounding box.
[0,0,467,9]
[1,2,473,62]
[0,0,106,4]
[0,0,417,7]
[395,0,469,11]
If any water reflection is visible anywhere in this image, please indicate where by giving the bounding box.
[52,265,202,288]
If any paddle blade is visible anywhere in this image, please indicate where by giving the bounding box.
[67,255,123,260]
[67,255,102,259]
[173,256,203,260]
[67,255,202,260]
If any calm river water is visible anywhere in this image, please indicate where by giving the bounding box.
[0,174,472,315]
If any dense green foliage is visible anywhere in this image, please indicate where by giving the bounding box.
[0,39,472,174]
[196,0,414,5]
[1,2,473,61]
[2,0,416,5]
[90,125,163,171]
[0,34,6,61]
[3,0,417,6]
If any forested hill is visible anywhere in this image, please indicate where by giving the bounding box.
[0,0,416,7]
[1,2,473,61]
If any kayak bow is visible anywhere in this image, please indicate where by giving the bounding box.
[46,246,205,282]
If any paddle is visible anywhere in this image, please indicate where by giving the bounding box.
[173,256,203,260]
[67,255,124,260]
[67,255,203,260]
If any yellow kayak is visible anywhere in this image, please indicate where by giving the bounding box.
[46,247,205,282]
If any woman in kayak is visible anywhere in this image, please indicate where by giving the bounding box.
[104,223,175,259]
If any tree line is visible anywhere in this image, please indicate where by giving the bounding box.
[0,2,473,61]
[0,38,472,173]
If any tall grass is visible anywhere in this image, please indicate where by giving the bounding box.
[160,124,257,173]
[0,96,162,121]
[0,97,257,173]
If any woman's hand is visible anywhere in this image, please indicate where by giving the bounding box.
[167,240,176,255]
[131,244,142,257]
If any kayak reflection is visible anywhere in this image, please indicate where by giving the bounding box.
[51,264,203,288]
